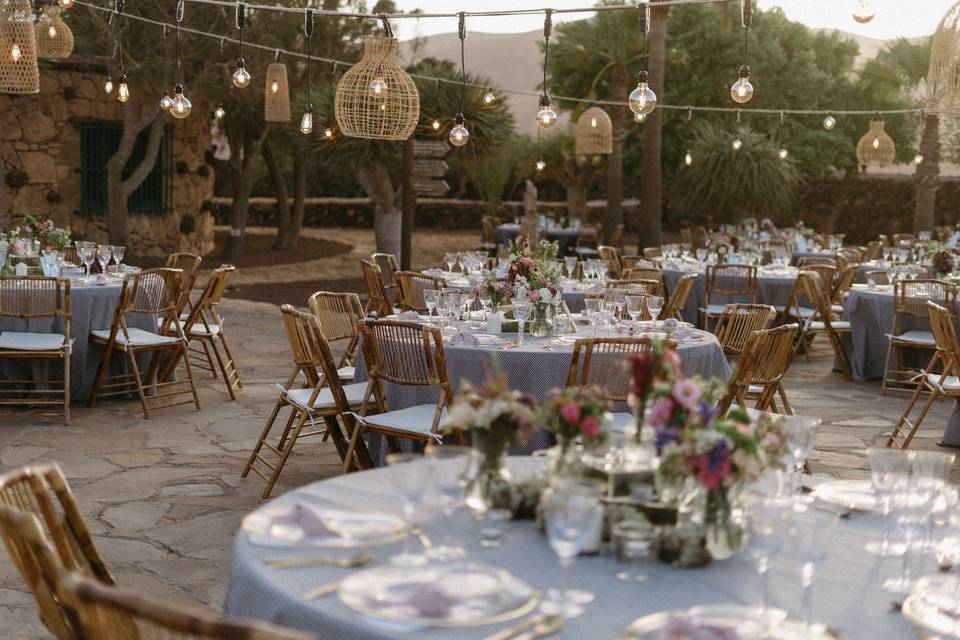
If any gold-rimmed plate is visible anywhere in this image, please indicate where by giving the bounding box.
[811,479,879,513]
[243,503,406,549]
[902,582,960,639]
[621,607,828,640]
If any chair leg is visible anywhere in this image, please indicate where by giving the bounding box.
[881,338,896,396]
[126,349,151,419]
[207,337,236,401]
[63,352,70,426]
[341,423,364,475]
[178,344,202,411]
[777,385,793,415]
[87,342,114,408]
[217,331,243,389]
[888,384,939,449]
[262,412,311,499]
[199,339,218,378]
[242,398,287,479]
[276,409,300,452]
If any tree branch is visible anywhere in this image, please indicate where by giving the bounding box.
[121,116,165,197]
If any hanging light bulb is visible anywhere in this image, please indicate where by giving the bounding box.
[232,60,251,88]
[628,70,657,116]
[684,150,693,166]
[104,76,114,94]
[368,76,388,98]
[47,24,57,39]
[914,153,924,164]
[730,65,754,104]
[634,112,646,124]
[58,0,74,8]
[270,79,279,94]
[823,113,836,130]
[535,159,546,172]
[431,119,441,131]
[536,95,557,129]
[160,91,173,110]
[170,83,191,119]
[483,91,495,104]
[449,113,469,147]
[214,104,225,119]
[10,43,21,62]
[852,0,874,23]
[872,137,880,150]
[732,137,743,151]
[323,127,333,139]
[116,74,129,103]
[778,147,789,159]
[299,103,313,135]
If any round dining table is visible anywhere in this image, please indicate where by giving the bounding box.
[495,223,594,256]
[431,272,606,315]
[224,457,919,640]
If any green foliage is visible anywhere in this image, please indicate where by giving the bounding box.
[675,123,799,224]
[462,136,537,214]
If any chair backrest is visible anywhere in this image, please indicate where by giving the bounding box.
[662,273,697,321]
[804,264,836,294]
[800,271,837,329]
[57,572,315,640]
[736,323,799,386]
[279,305,354,412]
[865,270,889,286]
[892,233,915,246]
[567,337,654,402]
[122,268,182,317]
[622,267,663,284]
[61,245,79,265]
[609,223,625,247]
[878,234,889,247]
[279,305,323,389]
[929,301,960,373]
[642,247,662,259]
[394,271,447,312]
[361,260,391,317]
[0,276,71,342]
[165,252,202,308]
[797,257,836,268]
[371,253,399,287]
[598,245,622,276]
[832,264,859,302]
[181,265,235,334]
[360,320,449,388]
[0,464,113,585]
[705,264,757,301]
[607,278,660,296]
[0,506,79,640]
[713,303,776,355]
[308,291,364,345]
[864,241,882,261]
[894,279,958,319]
[481,218,497,243]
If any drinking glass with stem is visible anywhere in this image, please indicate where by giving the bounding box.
[564,256,578,280]
[422,443,472,561]
[625,295,645,331]
[513,299,530,346]
[111,245,125,268]
[385,452,431,568]
[911,451,955,555]
[78,246,95,277]
[478,290,492,325]
[883,468,935,599]
[865,447,910,557]
[646,295,663,328]
[599,301,617,337]
[584,298,602,337]
[96,244,112,272]
[781,415,823,494]
[789,502,838,635]
[744,481,791,615]
[423,289,439,324]
[445,252,458,273]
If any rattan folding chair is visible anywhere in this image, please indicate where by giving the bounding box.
[361,259,392,318]
[566,337,655,432]
[242,306,372,497]
[607,278,661,297]
[777,266,833,329]
[598,245,622,277]
[799,272,853,380]
[836,248,863,273]
[700,264,758,329]
[832,263,859,306]
[865,270,889,286]
[797,257,836,269]
[0,276,72,425]
[574,226,600,258]
[718,324,800,416]
[864,241,883,262]
[662,272,697,322]
[713,303,776,356]
[882,279,958,394]
[308,291,364,382]
[372,252,400,299]
[58,572,315,640]
[343,320,458,473]
[165,251,203,315]
[887,302,960,449]
[619,255,647,271]
[88,268,200,418]
[620,267,663,290]
[642,247,662,260]
[395,271,447,313]
[892,233,915,246]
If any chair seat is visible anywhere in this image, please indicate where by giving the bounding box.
[188,323,221,337]
[0,332,66,351]
[925,373,960,392]
[747,384,766,395]
[809,320,851,331]
[831,304,845,314]
[91,328,180,347]
[337,366,356,381]
[773,305,816,319]
[362,404,448,439]
[887,330,936,346]
[701,304,729,316]
[285,382,367,411]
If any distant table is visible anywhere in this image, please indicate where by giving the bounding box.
[495,224,594,255]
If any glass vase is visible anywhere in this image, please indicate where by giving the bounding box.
[464,447,513,513]
[676,482,744,561]
[529,302,556,337]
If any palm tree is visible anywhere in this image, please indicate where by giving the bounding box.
[639,0,670,248]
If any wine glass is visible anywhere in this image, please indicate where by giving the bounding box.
[423,443,472,561]
[584,298,602,337]
[478,290,492,324]
[444,252,457,273]
[625,295,645,329]
[513,299,530,346]
[564,256,578,280]
[423,289,439,323]
[781,415,822,494]
[78,246,95,277]
[596,260,609,282]
[789,503,838,635]
[865,448,910,557]
[883,472,935,599]
[744,487,791,615]
[97,244,112,271]
[600,301,617,337]
[385,453,430,568]
[646,295,663,328]
[111,245,126,269]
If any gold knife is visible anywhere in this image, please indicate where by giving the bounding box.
[304,580,342,600]
[482,614,547,640]
[513,616,563,640]
[266,553,372,569]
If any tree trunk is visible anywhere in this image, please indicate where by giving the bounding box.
[400,136,416,270]
[605,68,626,246]
[567,184,587,225]
[356,160,402,257]
[263,142,291,249]
[106,104,162,246]
[0,153,7,229]
[913,114,940,234]
[637,2,669,249]
[286,154,306,250]
[222,124,271,262]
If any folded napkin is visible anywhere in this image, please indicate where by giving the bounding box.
[405,583,457,618]
[266,503,332,541]
[467,275,482,287]
[423,268,445,277]
[664,615,741,640]
[450,330,480,346]
[397,310,421,321]
[663,318,679,330]
[672,329,704,342]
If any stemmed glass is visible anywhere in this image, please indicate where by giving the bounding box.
[513,299,530,346]
[646,295,663,329]
[781,415,822,494]
[625,295,645,330]
[423,443,471,561]
[599,301,617,337]
[789,503,838,635]
[445,252,457,273]
[385,452,430,568]
[459,292,472,330]
[97,244,112,273]
[584,260,596,281]
[111,245,125,268]
[596,260,609,282]
[865,448,910,557]
[478,290,492,325]
[610,289,627,329]
[423,289,439,324]
[745,484,791,615]
[584,298,601,337]
[912,451,955,554]
[564,256,578,280]
[78,246,95,277]
[883,471,935,599]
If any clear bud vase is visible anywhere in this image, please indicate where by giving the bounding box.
[529,302,555,337]
[463,446,513,513]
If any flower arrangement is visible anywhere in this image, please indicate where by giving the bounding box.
[541,386,609,452]
[932,249,954,276]
[480,274,511,308]
[5,214,71,254]
[627,340,682,444]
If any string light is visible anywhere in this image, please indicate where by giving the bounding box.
[536,158,546,172]
[113,0,128,103]
[871,137,880,149]
[367,76,387,98]
[323,127,333,138]
[634,112,646,123]
[776,111,787,159]
[58,0,74,7]
[732,137,742,150]
[232,3,251,88]
[483,91,495,104]
[628,4,656,116]
[170,0,191,119]
[823,113,836,130]
[214,104,225,119]
[160,91,173,109]
[778,147,788,159]
[10,43,21,62]
[536,10,557,129]
[300,9,314,134]
[117,73,129,102]
[852,0,874,24]
[103,76,113,93]
[684,150,692,165]
[913,153,923,164]
[449,12,470,147]
[730,0,754,104]
[431,119,441,130]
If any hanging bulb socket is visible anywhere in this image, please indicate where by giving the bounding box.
[536,94,557,129]
[823,113,836,130]
[59,0,74,8]
[232,58,251,88]
[214,104,225,119]
[730,64,754,104]
[116,73,129,103]
[160,91,173,110]
[629,69,657,116]
[684,150,693,166]
[170,82,192,119]
[300,102,314,135]
[535,159,546,172]
[449,112,469,147]
[104,76,114,94]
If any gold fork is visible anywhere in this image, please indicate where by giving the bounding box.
[266,552,372,569]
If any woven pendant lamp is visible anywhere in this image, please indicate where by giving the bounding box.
[575,106,613,155]
[0,0,39,94]
[335,36,419,141]
[927,1,960,116]
[35,6,74,60]
[264,62,291,122]
[856,118,896,167]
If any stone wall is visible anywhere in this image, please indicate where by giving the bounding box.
[0,57,214,258]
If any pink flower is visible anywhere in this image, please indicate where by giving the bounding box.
[697,455,731,489]
[662,348,682,375]
[559,401,581,425]
[647,397,675,429]
[671,378,701,409]
[529,290,541,302]
[580,415,601,437]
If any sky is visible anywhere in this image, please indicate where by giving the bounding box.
[390,0,956,41]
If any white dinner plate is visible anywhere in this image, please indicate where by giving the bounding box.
[242,502,406,548]
[902,583,960,639]
[811,479,879,513]
[621,606,792,640]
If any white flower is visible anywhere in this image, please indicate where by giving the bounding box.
[538,288,552,303]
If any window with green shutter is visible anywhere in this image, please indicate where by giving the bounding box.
[78,121,173,217]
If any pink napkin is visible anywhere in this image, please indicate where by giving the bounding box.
[266,503,332,538]
[397,310,421,321]
[423,268,445,277]
[450,331,480,346]
[664,615,741,640]
[672,329,705,343]
[467,275,482,287]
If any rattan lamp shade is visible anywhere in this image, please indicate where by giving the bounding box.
[856,119,896,167]
[35,6,73,60]
[0,0,39,94]
[335,36,419,141]
[575,107,613,155]
[928,1,960,116]
[264,62,291,122]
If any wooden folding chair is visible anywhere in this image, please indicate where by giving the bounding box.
[88,268,200,418]
[662,272,698,322]
[832,263,859,306]
[777,266,833,330]
[0,276,72,425]
[177,265,242,400]
[609,223,625,249]
[58,572,315,640]
[308,291,364,382]
[574,226,600,258]
[799,271,853,380]
[372,252,400,299]
[343,320,459,473]
[700,264,758,329]
[242,306,372,497]
[713,303,776,356]
[620,267,663,289]
[165,251,203,315]
[865,270,889,286]
[395,271,447,313]
[887,302,960,449]
[598,245,622,277]
[718,324,800,416]
[361,259,392,318]
[864,241,883,262]
[607,278,661,297]
[797,257,836,269]
[882,279,958,394]
[642,247,662,260]
[892,233,915,246]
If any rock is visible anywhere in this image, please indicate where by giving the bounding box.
[20,112,56,143]
[20,151,57,183]
[101,502,169,533]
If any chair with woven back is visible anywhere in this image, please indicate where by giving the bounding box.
[0,276,72,425]
[878,234,890,247]
[883,279,959,394]
[700,264,758,329]
[777,265,835,327]
[620,267,664,293]
[713,303,776,356]
[61,245,79,266]
[480,218,498,254]
[395,271,447,313]
[608,223,626,249]
[619,254,647,271]
[59,571,315,640]
[242,306,372,497]
[88,268,200,418]
[864,241,883,262]
[796,256,836,269]
[892,233,915,246]
[372,252,400,298]
[598,245,623,278]
[717,323,800,416]
[343,320,459,473]
[865,270,890,286]
[800,271,853,380]
[308,291,364,382]
[165,252,203,315]
[662,272,698,322]
[836,248,863,273]
[643,247,662,260]
[361,259,393,318]
[832,263,859,306]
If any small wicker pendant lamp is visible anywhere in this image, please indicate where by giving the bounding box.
[264,57,291,122]
[0,0,39,94]
[575,106,613,155]
[36,6,74,60]
[927,1,960,116]
[856,115,896,167]
[335,18,419,141]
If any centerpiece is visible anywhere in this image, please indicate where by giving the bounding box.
[540,385,609,479]
[506,240,562,337]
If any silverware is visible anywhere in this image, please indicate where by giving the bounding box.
[412,525,433,549]
[304,580,342,600]
[513,615,563,640]
[266,552,372,569]
[500,342,519,350]
[482,614,550,640]
[809,500,851,519]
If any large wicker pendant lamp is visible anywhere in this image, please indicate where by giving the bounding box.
[856,116,896,167]
[0,0,39,94]
[335,25,419,141]
[927,1,960,116]
[575,106,613,155]
[264,61,291,122]
[36,6,74,60]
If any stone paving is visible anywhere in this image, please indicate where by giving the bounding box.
[1,272,960,637]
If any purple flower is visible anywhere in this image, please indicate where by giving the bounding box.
[655,426,680,451]
[647,397,675,429]
[671,378,701,409]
